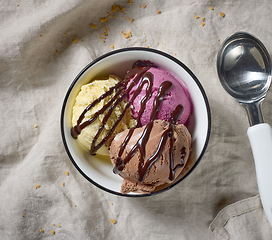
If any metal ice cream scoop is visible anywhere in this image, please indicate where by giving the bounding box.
[217,32,272,227]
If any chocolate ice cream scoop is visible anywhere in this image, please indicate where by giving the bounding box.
[110,119,191,194]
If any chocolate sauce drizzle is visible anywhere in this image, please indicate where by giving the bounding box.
[71,61,188,182]
[71,66,151,154]
[113,104,184,182]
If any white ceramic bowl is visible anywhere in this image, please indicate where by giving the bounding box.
[61,47,211,197]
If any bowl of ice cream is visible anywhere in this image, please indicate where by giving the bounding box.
[61,47,211,197]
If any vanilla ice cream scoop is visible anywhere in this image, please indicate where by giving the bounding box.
[71,75,136,156]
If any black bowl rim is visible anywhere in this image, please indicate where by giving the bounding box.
[60,47,211,197]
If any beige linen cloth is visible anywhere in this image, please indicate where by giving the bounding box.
[1,0,272,239]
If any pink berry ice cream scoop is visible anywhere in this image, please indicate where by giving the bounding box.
[127,62,192,127]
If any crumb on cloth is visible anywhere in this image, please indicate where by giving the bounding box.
[110,219,117,224]
[90,23,97,29]
[219,12,225,17]
[121,30,132,39]
[112,4,123,13]
[101,17,107,23]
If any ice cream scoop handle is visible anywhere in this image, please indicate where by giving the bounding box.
[247,123,272,227]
